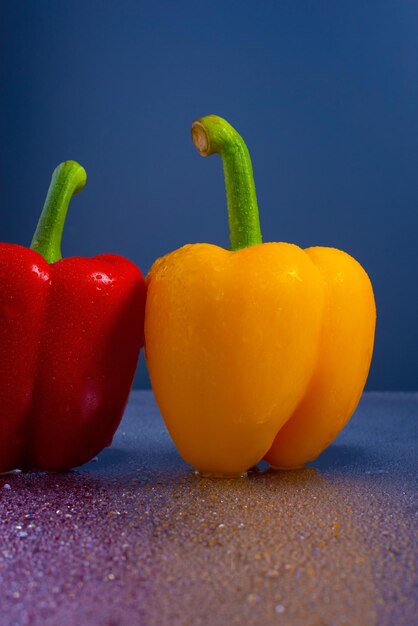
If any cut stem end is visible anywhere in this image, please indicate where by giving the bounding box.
[191,121,210,156]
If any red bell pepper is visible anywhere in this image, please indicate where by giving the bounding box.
[0,161,146,472]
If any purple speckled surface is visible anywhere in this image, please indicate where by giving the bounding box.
[0,391,417,626]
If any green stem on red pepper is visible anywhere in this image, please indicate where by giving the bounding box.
[191,115,262,251]
[30,161,87,264]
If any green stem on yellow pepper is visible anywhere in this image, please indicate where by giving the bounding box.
[191,115,262,251]
[30,161,87,264]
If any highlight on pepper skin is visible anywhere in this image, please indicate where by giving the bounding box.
[0,160,146,473]
[144,115,376,477]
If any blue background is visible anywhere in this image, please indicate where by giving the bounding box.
[1,1,417,390]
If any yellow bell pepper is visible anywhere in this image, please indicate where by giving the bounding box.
[145,115,376,477]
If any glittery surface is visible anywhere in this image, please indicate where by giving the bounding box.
[0,391,416,626]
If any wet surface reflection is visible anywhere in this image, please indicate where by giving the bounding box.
[0,391,416,625]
